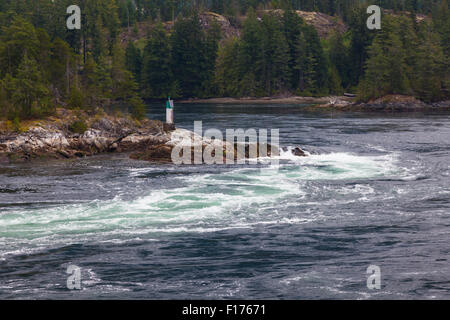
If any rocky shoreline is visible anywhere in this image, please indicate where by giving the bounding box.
[312,95,450,111]
[179,95,354,104]
[0,108,306,164]
[181,94,450,111]
[4,94,443,164]
[0,109,176,163]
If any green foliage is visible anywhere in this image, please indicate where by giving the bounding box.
[0,16,40,78]
[125,42,142,83]
[129,96,146,120]
[68,87,84,110]
[329,66,344,95]
[141,24,173,98]
[1,0,449,121]
[170,15,217,97]
[217,10,330,97]
[12,116,21,132]
[358,15,448,102]
[215,38,241,97]
[327,32,351,89]
[11,53,51,118]
[413,23,448,102]
[347,4,376,87]
[69,119,88,134]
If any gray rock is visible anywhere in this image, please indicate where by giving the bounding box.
[291,147,307,157]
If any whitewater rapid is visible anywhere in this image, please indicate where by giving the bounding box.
[0,149,409,261]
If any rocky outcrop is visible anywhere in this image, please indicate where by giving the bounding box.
[120,12,240,46]
[291,147,307,157]
[198,12,240,40]
[0,109,174,163]
[0,109,309,164]
[295,10,348,38]
[319,97,353,108]
[264,9,348,38]
[353,95,450,111]
[310,95,450,111]
[130,128,284,163]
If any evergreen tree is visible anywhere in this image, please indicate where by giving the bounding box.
[111,41,139,101]
[302,24,329,94]
[50,38,76,97]
[170,15,208,97]
[0,16,40,77]
[347,4,376,88]
[328,32,350,89]
[238,8,263,96]
[12,54,50,118]
[203,21,221,96]
[125,42,142,84]
[358,17,410,100]
[414,23,447,102]
[215,37,241,97]
[294,32,307,92]
[328,65,344,95]
[282,7,304,89]
[260,13,291,95]
[81,54,101,107]
[142,24,173,98]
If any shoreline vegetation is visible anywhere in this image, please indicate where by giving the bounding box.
[180,94,450,110]
[180,95,352,104]
[1,1,449,124]
[1,93,448,164]
[0,1,449,162]
[0,107,294,164]
[0,108,175,163]
[0,92,449,164]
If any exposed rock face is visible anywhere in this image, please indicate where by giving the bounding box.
[0,110,174,163]
[354,95,450,111]
[198,12,240,40]
[130,128,286,164]
[0,110,309,164]
[291,147,307,157]
[295,10,348,38]
[120,12,240,46]
[320,97,353,108]
[130,144,173,162]
[310,95,450,111]
[263,9,348,38]
[120,9,346,47]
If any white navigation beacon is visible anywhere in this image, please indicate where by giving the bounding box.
[166,97,174,124]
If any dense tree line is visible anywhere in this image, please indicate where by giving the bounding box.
[358,10,449,102]
[127,0,449,100]
[0,0,146,121]
[214,8,329,96]
[125,15,220,99]
[0,0,449,121]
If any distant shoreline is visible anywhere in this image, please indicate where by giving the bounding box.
[179,96,354,104]
[179,95,450,111]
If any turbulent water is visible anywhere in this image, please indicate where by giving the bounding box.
[0,103,449,299]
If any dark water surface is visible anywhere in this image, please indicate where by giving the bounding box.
[0,103,449,299]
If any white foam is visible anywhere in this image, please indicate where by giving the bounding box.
[0,150,408,258]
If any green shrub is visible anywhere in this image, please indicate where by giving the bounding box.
[69,120,88,134]
[129,96,146,120]
[68,87,84,110]
[13,116,22,133]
